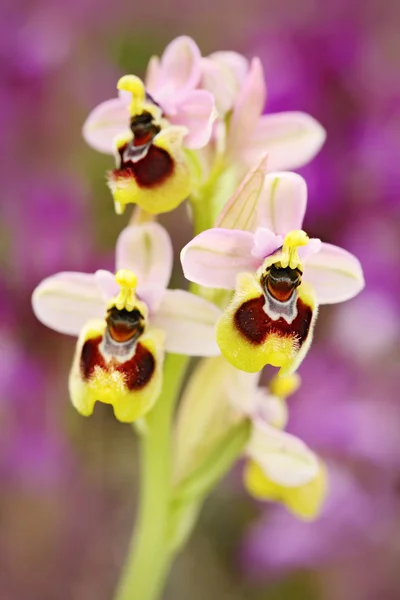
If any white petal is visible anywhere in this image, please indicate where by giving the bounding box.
[304,242,365,304]
[82,98,129,154]
[298,238,322,261]
[152,290,221,356]
[116,223,173,310]
[252,228,283,260]
[226,57,267,162]
[253,389,288,429]
[32,272,106,336]
[245,112,326,170]
[171,89,216,149]
[181,228,259,289]
[209,51,249,83]
[258,171,307,234]
[145,55,161,91]
[201,51,249,115]
[248,420,319,487]
[225,370,261,416]
[216,154,269,233]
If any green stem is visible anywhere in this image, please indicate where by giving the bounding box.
[190,154,226,236]
[114,353,190,600]
[114,150,233,600]
[190,195,214,236]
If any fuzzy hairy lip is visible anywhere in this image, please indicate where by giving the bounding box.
[114,143,174,188]
[234,295,312,347]
[80,335,155,392]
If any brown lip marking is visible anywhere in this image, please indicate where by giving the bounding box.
[234,295,312,346]
[80,336,155,391]
[114,143,174,188]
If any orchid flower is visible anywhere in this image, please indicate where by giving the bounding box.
[241,372,327,520]
[174,356,326,520]
[200,51,326,172]
[32,223,221,423]
[83,36,216,215]
[181,159,364,374]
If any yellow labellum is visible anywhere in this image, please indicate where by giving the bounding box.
[244,459,328,520]
[216,272,317,374]
[69,319,165,423]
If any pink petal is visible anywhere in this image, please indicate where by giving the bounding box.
[32,272,106,336]
[253,389,288,429]
[216,154,269,232]
[118,89,132,106]
[148,36,201,98]
[258,171,307,235]
[145,55,161,91]
[245,112,326,171]
[252,228,284,260]
[82,98,129,154]
[298,238,322,261]
[181,228,258,289]
[94,269,119,301]
[201,51,249,115]
[152,290,221,356]
[171,89,216,149]
[210,51,249,83]
[116,223,173,311]
[226,57,267,162]
[304,242,365,304]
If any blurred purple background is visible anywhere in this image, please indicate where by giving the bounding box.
[1,1,399,599]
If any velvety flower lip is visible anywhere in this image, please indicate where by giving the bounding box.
[83,36,216,153]
[181,164,364,304]
[32,223,221,422]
